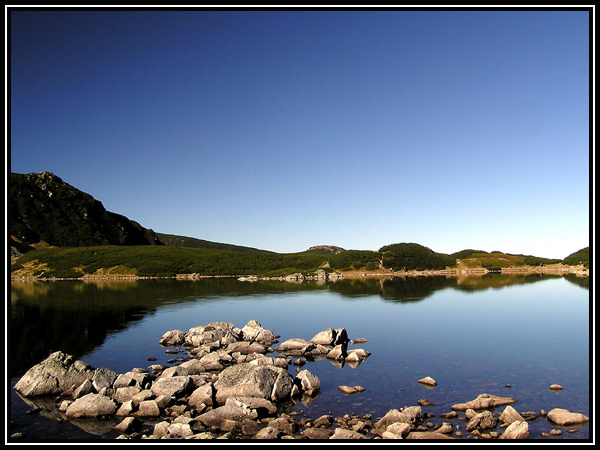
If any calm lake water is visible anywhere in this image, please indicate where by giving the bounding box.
[9,273,591,441]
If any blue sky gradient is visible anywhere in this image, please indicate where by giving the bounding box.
[9,9,591,258]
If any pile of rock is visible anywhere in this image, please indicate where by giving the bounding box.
[11,320,369,439]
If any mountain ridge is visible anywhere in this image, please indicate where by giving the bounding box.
[9,172,589,270]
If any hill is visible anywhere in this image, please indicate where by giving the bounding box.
[156,232,273,253]
[562,247,590,268]
[10,172,161,254]
[303,245,346,255]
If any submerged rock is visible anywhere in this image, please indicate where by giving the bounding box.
[451,393,518,411]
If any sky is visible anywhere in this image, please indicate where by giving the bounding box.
[8,8,592,259]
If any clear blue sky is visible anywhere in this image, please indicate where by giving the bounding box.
[9,8,591,258]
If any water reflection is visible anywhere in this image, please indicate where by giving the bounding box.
[9,273,588,378]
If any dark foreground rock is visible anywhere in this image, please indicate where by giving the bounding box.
[12,320,589,440]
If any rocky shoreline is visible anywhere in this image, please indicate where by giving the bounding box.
[10,264,589,282]
[11,320,589,441]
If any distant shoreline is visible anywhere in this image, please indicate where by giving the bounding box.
[10,265,589,282]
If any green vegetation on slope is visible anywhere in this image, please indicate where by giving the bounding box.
[562,247,590,268]
[379,243,456,271]
[156,233,273,253]
[10,246,382,279]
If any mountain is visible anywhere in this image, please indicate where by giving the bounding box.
[156,232,273,253]
[303,245,346,255]
[10,171,162,253]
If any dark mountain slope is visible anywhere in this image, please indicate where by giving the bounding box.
[10,171,162,252]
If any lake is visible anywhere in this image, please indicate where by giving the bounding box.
[8,273,591,440]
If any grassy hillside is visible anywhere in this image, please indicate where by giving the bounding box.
[562,247,590,268]
[156,232,273,253]
[10,246,380,279]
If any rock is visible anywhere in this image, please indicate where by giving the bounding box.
[92,368,118,392]
[333,328,349,345]
[301,428,335,439]
[214,363,293,404]
[499,405,526,424]
[546,408,589,426]
[254,426,282,439]
[466,410,498,431]
[159,330,187,346]
[337,385,365,395]
[326,344,347,361]
[226,397,277,415]
[345,349,371,363]
[451,393,518,411]
[439,411,458,420]
[188,383,215,408]
[313,414,333,428]
[73,379,94,399]
[499,420,529,439]
[351,338,367,344]
[330,428,367,439]
[112,386,142,403]
[295,370,321,395]
[549,384,564,390]
[309,328,336,346]
[14,351,95,398]
[269,417,298,435]
[197,403,258,429]
[65,393,118,418]
[406,431,454,439]
[167,422,194,438]
[275,338,315,355]
[372,407,422,436]
[113,416,142,434]
[436,422,453,434]
[151,376,194,398]
[417,398,434,406]
[385,422,411,438]
[418,376,437,387]
[130,400,161,417]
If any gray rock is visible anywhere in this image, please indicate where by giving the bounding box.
[406,431,454,439]
[14,351,95,398]
[65,393,118,418]
[547,408,589,426]
[309,328,336,346]
[499,405,526,424]
[150,375,193,398]
[295,369,320,395]
[92,367,118,392]
[330,428,367,439]
[254,426,282,439]
[466,410,498,431]
[214,363,294,404]
[159,330,187,346]
[499,420,529,439]
[197,403,258,429]
[188,383,215,408]
[451,393,518,411]
[130,400,161,417]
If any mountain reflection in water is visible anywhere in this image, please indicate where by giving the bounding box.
[9,274,588,379]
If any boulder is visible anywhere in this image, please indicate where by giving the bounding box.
[214,363,293,404]
[466,410,498,431]
[188,383,215,408]
[406,431,454,439]
[499,420,529,439]
[309,328,336,346]
[65,393,118,418]
[130,400,161,417]
[345,349,371,363]
[274,338,315,355]
[158,329,187,346]
[295,370,321,395]
[337,385,365,395]
[546,408,589,426]
[499,405,526,424]
[226,396,277,415]
[92,367,118,391]
[451,393,518,411]
[197,403,258,429]
[417,376,437,387]
[150,376,194,398]
[254,426,282,439]
[14,351,95,398]
[330,428,368,439]
[326,344,347,361]
[385,422,411,438]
